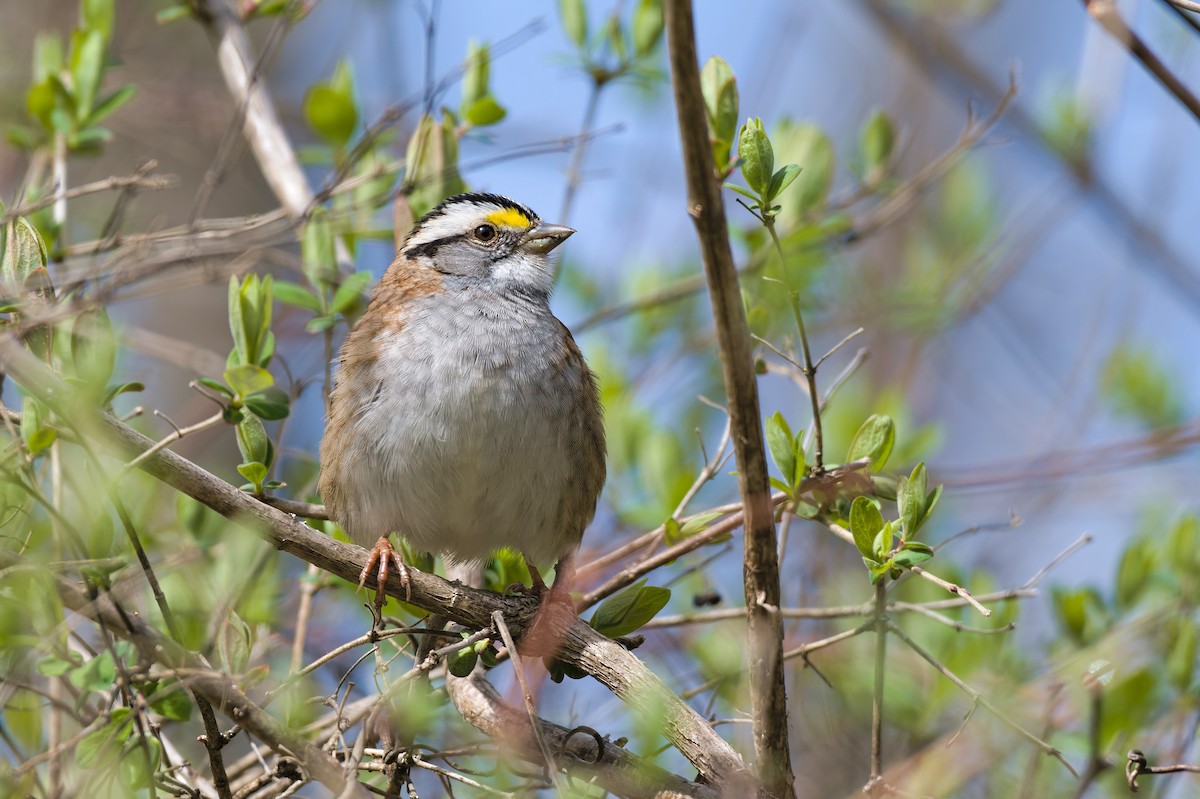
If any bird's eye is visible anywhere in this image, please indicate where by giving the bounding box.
[473,224,497,242]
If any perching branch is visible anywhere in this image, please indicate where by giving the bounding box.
[0,333,756,797]
[663,2,796,797]
[446,670,722,798]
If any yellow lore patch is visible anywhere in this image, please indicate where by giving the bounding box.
[485,208,531,229]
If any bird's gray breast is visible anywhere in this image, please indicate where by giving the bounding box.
[349,286,585,561]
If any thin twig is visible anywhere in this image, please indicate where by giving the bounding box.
[887,622,1079,778]
[1,168,176,224]
[870,581,887,781]
[491,611,564,794]
[1082,0,1200,125]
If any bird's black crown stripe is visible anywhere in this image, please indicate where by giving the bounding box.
[421,193,538,226]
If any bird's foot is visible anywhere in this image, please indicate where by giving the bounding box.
[359,535,411,608]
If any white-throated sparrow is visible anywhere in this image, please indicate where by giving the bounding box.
[319,193,606,604]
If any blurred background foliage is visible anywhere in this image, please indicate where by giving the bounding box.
[1,0,1200,796]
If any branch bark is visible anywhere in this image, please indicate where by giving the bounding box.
[201,0,312,220]
[0,333,754,796]
[447,673,720,799]
[662,2,796,797]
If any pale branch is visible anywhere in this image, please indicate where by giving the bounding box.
[644,589,1037,630]
[0,166,176,225]
[0,334,757,796]
[199,0,312,221]
[446,673,720,799]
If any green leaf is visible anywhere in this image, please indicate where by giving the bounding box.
[235,414,273,470]
[331,59,354,100]
[301,209,337,291]
[774,121,834,216]
[1115,539,1154,610]
[26,426,57,455]
[273,280,323,313]
[330,271,373,315]
[243,386,290,420]
[700,57,738,170]
[765,412,797,490]
[69,29,105,118]
[3,217,49,288]
[26,79,57,132]
[859,108,895,182]
[71,307,116,395]
[70,125,112,151]
[892,545,932,569]
[147,681,192,721]
[558,0,588,48]
[463,94,506,127]
[86,84,134,125]
[33,33,63,84]
[81,0,115,43]
[447,646,478,678]
[872,521,894,561]
[849,496,883,559]
[305,315,337,334]
[6,124,38,150]
[632,0,663,56]
[461,40,490,110]
[897,462,927,540]
[680,511,722,536]
[666,511,723,545]
[237,461,268,489]
[77,709,132,767]
[224,364,274,397]
[121,735,161,789]
[923,484,942,525]
[767,164,800,203]
[216,611,252,674]
[738,117,773,196]
[103,381,143,406]
[227,275,248,364]
[603,15,627,62]
[846,414,894,472]
[70,651,117,693]
[37,653,78,677]
[304,84,357,149]
[725,183,758,202]
[1101,343,1184,429]
[402,112,467,219]
[590,580,671,638]
[155,5,192,23]
[1167,621,1198,692]
[195,377,234,397]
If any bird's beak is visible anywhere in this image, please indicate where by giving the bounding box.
[520,223,575,254]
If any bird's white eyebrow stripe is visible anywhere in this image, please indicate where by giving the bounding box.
[403,198,536,252]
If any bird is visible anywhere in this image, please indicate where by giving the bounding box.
[318,192,606,607]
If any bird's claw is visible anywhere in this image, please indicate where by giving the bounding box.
[358,536,411,608]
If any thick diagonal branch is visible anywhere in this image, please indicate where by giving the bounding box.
[663,2,795,796]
